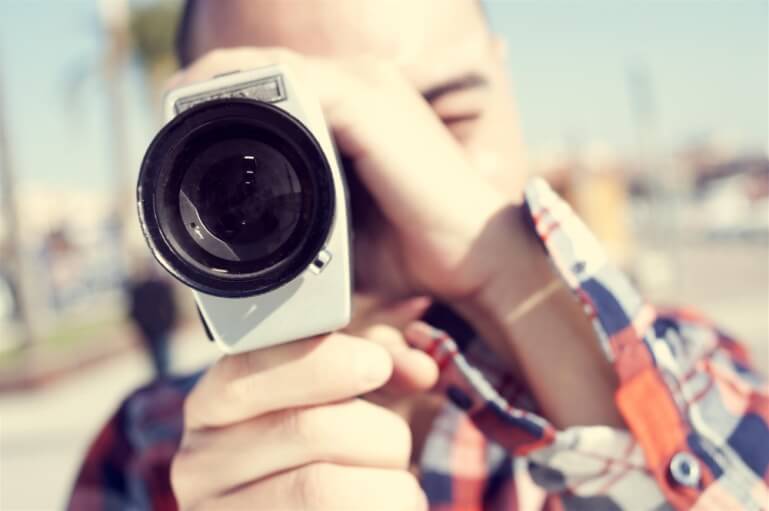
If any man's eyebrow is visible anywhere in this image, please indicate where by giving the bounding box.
[421,73,489,103]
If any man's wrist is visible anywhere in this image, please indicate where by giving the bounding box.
[447,203,556,366]
[450,202,625,428]
[471,204,556,326]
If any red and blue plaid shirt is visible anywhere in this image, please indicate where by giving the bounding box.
[68,179,769,510]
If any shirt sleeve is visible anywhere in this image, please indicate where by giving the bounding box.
[67,377,192,511]
[67,405,143,510]
[406,178,769,511]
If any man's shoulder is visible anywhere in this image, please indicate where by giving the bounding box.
[68,371,206,510]
[115,371,204,448]
[123,371,203,407]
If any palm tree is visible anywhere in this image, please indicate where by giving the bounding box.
[99,0,133,254]
[64,0,181,267]
[103,0,180,254]
[91,0,179,259]
[0,56,35,349]
[129,0,182,112]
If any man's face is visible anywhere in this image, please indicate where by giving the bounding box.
[188,0,526,304]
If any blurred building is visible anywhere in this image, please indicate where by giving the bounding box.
[679,143,769,239]
[532,142,634,268]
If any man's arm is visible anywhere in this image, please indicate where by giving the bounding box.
[428,178,769,510]
[452,201,625,429]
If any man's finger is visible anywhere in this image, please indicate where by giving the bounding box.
[165,47,289,90]
[198,463,427,511]
[346,295,431,334]
[366,296,432,328]
[185,333,392,429]
[362,324,438,394]
[170,47,504,240]
[173,400,411,506]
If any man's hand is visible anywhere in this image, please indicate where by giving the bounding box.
[170,47,622,433]
[170,47,534,302]
[171,331,432,510]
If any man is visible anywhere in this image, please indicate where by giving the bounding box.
[127,261,178,379]
[69,1,768,509]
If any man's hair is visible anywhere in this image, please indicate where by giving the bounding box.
[175,0,489,69]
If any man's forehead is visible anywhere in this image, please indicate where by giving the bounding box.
[191,0,490,89]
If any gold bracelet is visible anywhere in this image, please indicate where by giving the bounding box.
[505,278,564,325]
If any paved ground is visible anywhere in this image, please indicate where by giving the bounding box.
[0,327,219,511]
[0,239,766,510]
[638,239,768,374]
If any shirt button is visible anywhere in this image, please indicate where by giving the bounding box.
[669,452,701,488]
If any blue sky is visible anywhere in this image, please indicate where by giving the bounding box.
[488,0,768,158]
[0,0,766,191]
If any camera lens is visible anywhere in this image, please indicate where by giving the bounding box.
[137,99,335,298]
[179,139,304,262]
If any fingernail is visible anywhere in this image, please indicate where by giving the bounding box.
[405,296,431,311]
[404,321,432,347]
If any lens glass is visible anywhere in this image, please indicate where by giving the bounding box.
[179,137,304,265]
[141,99,335,296]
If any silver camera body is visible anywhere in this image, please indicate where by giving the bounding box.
[138,66,351,354]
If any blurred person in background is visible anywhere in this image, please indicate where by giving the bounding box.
[68,1,768,510]
[127,259,178,379]
[0,265,17,345]
[41,226,80,310]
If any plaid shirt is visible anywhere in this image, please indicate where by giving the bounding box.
[69,179,769,510]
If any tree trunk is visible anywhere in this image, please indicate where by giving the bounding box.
[0,58,35,349]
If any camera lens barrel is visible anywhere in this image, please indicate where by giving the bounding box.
[137,98,335,298]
